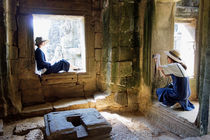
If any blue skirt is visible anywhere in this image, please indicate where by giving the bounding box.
[156,75,195,111]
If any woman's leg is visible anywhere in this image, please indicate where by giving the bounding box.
[156,88,177,106]
[45,59,70,74]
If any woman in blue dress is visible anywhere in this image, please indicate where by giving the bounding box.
[35,37,79,75]
[154,49,195,111]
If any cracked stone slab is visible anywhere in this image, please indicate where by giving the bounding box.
[24,129,44,140]
[14,117,45,135]
[44,108,112,140]
[0,119,3,136]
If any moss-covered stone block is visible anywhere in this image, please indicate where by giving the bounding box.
[101,48,109,62]
[125,3,134,17]
[117,61,132,77]
[127,88,138,104]
[114,91,128,106]
[111,47,118,62]
[119,77,127,86]
[111,62,118,82]
[110,33,119,47]
[120,16,134,32]
[109,5,120,33]
[119,32,133,47]
[119,46,133,61]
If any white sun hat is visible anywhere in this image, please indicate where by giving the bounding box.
[164,49,183,63]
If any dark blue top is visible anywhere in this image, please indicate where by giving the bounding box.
[35,48,51,70]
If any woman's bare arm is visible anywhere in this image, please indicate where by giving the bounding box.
[154,54,169,77]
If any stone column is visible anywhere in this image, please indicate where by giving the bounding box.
[0,0,7,118]
[197,0,210,135]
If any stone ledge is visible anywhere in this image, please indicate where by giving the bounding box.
[146,102,200,138]
[53,98,91,111]
[20,92,110,117]
[21,103,53,117]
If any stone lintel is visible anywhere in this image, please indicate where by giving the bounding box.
[157,0,181,3]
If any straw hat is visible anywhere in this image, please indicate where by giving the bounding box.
[164,49,182,63]
[35,37,48,46]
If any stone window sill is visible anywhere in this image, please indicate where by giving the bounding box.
[39,71,87,85]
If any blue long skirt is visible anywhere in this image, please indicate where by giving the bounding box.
[156,75,195,111]
[44,59,70,74]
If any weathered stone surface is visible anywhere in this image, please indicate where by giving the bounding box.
[43,84,84,99]
[0,119,3,136]
[95,49,102,61]
[21,103,53,117]
[96,62,101,75]
[21,88,44,105]
[95,33,102,48]
[53,98,90,111]
[127,88,139,111]
[114,92,128,106]
[119,32,133,47]
[119,46,133,61]
[41,74,77,85]
[147,102,200,137]
[9,46,18,60]
[176,6,199,18]
[14,117,45,135]
[117,61,132,77]
[20,79,41,90]
[183,135,210,140]
[44,108,112,140]
[24,129,44,140]
[8,135,25,140]
[19,0,92,15]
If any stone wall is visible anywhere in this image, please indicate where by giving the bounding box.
[0,0,22,117]
[0,0,104,115]
[17,0,104,106]
[98,0,141,111]
[138,0,153,112]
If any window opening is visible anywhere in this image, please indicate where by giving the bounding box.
[33,14,86,73]
[174,22,196,77]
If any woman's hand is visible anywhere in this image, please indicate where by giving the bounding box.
[153,53,160,62]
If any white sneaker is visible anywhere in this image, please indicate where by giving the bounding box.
[160,103,168,107]
[170,103,182,109]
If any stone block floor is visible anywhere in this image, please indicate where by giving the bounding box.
[0,110,209,140]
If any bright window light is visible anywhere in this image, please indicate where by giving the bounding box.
[33,14,86,72]
[174,22,196,77]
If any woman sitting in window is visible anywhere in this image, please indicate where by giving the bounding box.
[153,49,195,111]
[35,37,79,75]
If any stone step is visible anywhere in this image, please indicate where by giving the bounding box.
[146,102,200,138]
[21,103,53,117]
[20,92,109,117]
